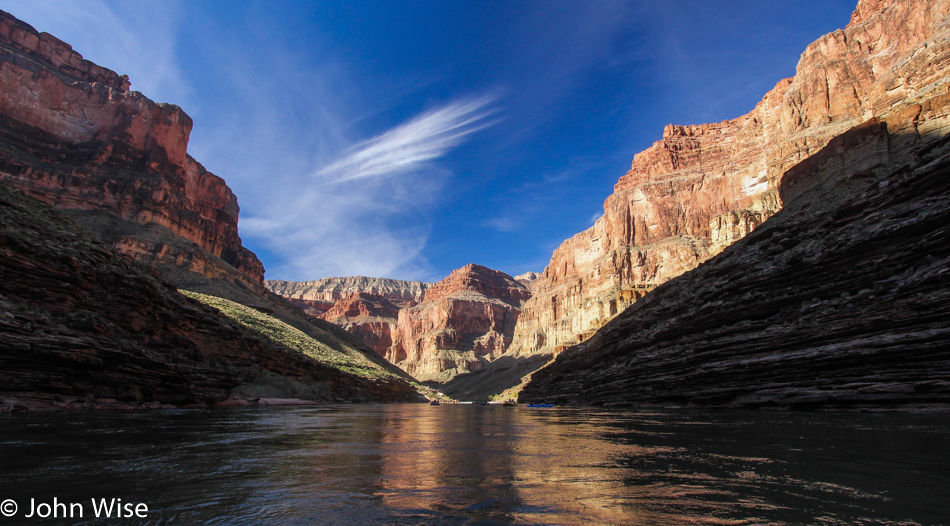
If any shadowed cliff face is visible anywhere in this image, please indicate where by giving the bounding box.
[0,183,423,410]
[505,0,950,365]
[432,0,950,401]
[0,10,263,286]
[520,113,950,409]
[0,10,425,409]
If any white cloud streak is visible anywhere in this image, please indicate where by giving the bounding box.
[317,95,499,182]
[241,95,500,281]
[1,1,500,282]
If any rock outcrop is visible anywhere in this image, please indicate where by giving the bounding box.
[270,266,532,385]
[454,0,950,400]
[0,182,422,410]
[0,10,423,409]
[521,110,950,409]
[389,264,530,383]
[0,10,263,287]
[317,292,404,360]
[266,277,432,360]
[514,272,542,292]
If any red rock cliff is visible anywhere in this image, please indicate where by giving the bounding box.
[318,292,404,360]
[0,10,263,284]
[522,104,950,409]
[389,264,530,383]
[269,266,532,385]
[506,0,950,362]
[266,277,432,361]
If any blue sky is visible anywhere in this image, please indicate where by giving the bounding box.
[1,0,856,282]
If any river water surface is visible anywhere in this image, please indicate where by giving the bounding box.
[0,404,947,525]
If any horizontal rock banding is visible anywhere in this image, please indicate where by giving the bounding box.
[502,0,950,374]
[0,9,263,284]
[520,0,950,409]
[270,265,531,384]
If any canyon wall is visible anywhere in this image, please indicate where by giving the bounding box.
[522,111,950,409]
[0,10,424,408]
[0,181,422,410]
[505,0,950,361]
[520,0,950,408]
[0,10,263,286]
[389,264,531,383]
[269,266,531,385]
[266,277,432,360]
[267,276,431,317]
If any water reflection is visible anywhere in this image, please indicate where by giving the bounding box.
[0,406,947,525]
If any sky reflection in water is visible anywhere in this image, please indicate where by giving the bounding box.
[0,405,947,525]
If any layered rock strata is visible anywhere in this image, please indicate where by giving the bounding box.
[0,10,422,408]
[440,0,949,401]
[521,109,950,409]
[269,266,532,385]
[318,292,404,360]
[267,277,430,317]
[0,183,421,410]
[389,264,531,383]
[0,10,263,286]
[266,277,432,360]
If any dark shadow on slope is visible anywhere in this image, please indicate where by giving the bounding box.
[63,209,421,386]
[520,117,950,410]
[439,353,554,401]
[0,183,423,410]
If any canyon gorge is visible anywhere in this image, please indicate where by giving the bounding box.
[268,264,530,384]
[519,0,950,407]
[0,9,423,410]
[1,0,948,410]
[268,0,950,407]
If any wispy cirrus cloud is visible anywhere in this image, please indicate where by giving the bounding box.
[4,1,502,281]
[317,95,499,182]
[241,94,501,281]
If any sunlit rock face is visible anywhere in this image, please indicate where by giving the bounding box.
[388,264,530,383]
[267,277,431,314]
[266,277,432,360]
[523,116,950,409]
[319,292,403,360]
[268,266,531,383]
[506,0,950,363]
[521,0,950,409]
[0,10,263,285]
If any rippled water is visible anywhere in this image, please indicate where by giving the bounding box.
[0,405,947,525]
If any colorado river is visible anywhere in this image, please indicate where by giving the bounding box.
[0,405,947,524]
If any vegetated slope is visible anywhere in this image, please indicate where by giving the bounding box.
[181,292,432,398]
[0,10,425,408]
[0,183,423,411]
[521,115,950,410]
[268,265,532,389]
